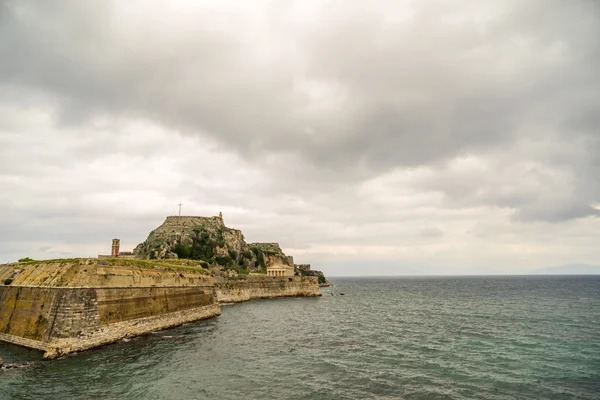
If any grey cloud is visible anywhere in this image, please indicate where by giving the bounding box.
[1,0,598,167]
[1,0,598,225]
[1,0,600,269]
[420,227,444,238]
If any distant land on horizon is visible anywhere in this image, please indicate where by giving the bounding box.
[531,264,600,275]
[326,263,600,277]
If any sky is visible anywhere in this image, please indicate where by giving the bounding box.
[0,0,599,275]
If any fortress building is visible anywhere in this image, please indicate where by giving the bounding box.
[99,239,136,259]
[111,239,120,256]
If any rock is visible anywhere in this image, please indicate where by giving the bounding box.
[340,293,345,295]
[2,362,31,370]
[133,215,298,275]
[0,357,31,370]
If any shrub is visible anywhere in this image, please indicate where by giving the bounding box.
[172,242,192,259]
[318,275,327,284]
[250,247,266,268]
[215,255,234,267]
[18,257,34,263]
[3,278,13,285]
[191,231,216,261]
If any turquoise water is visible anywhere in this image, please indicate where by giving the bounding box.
[1,276,599,399]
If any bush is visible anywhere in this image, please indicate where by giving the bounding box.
[172,242,192,259]
[18,257,34,263]
[191,231,216,261]
[215,255,234,267]
[3,278,13,285]
[318,276,327,284]
[250,247,265,268]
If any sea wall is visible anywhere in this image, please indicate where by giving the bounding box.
[0,285,219,359]
[215,275,320,303]
[0,259,322,359]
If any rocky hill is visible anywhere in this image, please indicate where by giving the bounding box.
[133,215,295,274]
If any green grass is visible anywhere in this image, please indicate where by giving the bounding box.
[103,258,209,274]
[14,257,209,274]
[17,257,90,265]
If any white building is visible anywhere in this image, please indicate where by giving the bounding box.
[266,264,295,277]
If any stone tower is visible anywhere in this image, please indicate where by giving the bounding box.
[111,238,120,257]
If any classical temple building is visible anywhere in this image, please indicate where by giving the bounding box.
[266,264,295,277]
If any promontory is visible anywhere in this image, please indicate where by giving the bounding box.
[0,214,329,359]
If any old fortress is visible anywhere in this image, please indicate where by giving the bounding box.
[0,212,329,359]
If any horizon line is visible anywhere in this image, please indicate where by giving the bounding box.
[326,273,600,278]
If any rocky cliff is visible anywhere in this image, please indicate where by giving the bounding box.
[133,215,239,260]
[133,216,299,275]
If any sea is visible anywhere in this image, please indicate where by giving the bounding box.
[1,276,599,400]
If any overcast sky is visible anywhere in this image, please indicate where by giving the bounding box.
[0,0,599,275]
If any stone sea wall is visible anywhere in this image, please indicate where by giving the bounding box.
[215,275,320,303]
[0,259,322,359]
[0,285,219,359]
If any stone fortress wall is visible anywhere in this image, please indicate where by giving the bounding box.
[0,285,219,360]
[215,275,320,303]
[151,215,234,244]
[0,259,320,359]
[0,260,219,359]
[0,214,325,359]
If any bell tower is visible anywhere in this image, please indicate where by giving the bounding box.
[111,238,120,257]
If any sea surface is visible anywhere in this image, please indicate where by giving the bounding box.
[1,276,599,399]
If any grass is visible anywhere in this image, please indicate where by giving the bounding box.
[102,258,209,274]
[14,257,209,274]
[17,258,90,265]
[149,258,210,268]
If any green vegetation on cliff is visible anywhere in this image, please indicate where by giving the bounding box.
[133,216,294,275]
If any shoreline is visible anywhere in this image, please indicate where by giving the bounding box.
[0,277,321,360]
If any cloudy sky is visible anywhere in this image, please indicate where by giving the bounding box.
[0,0,599,275]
